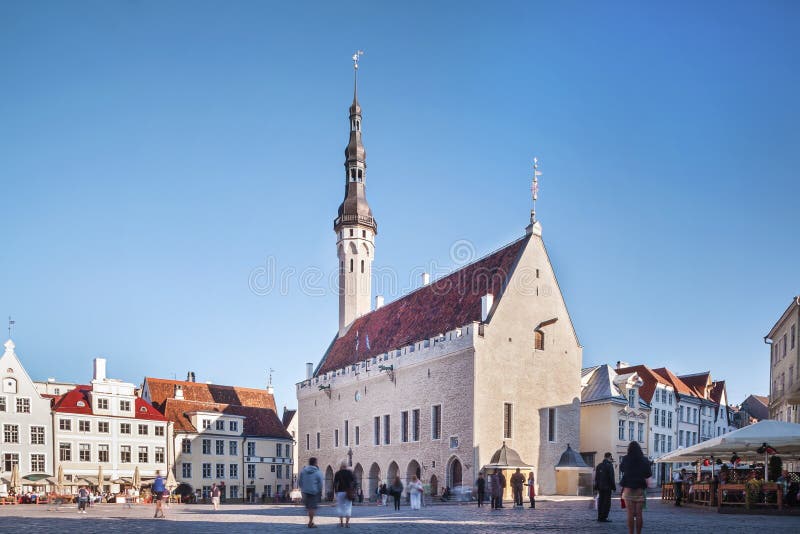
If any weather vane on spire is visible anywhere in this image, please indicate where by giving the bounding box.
[7,316,15,339]
[352,50,364,70]
[531,157,543,223]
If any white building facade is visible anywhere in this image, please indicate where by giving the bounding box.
[0,340,53,484]
[52,358,168,486]
[766,296,800,423]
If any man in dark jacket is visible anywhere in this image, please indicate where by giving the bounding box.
[476,473,486,507]
[594,452,616,522]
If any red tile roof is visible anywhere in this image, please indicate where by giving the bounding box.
[162,398,291,439]
[678,372,712,399]
[709,381,726,404]
[316,236,529,375]
[615,365,674,403]
[52,385,166,421]
[144,377,277,413]
[652,367,695,397]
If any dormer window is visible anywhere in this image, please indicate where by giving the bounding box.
[628,389,636,408]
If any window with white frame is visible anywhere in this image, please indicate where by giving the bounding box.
[79,420,90,432]
[202,463,211,478]
[202,439,212,454]
[59,442,71,461]
[16,397,30,413]
[182,463,192,478]
[0,396,5,412]
[119,400,131,412]
[155,447,165,464]
[229,464,238,479]
[216,463,225,478]
[79,443,91,462]
[618,420,625,440]
[30,426,45,445]
[4,424,19,443]
[97,398,109,410]
[120,445,131,463]
[59,419,71,431]
[247,464,256,478]
[98,444,109,462]
[30,453,45,472]
[138,446,148,463]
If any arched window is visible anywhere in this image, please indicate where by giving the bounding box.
[350,259,354,273]
[534,330,544,351]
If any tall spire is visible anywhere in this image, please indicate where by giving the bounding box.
[526,156,543,236]
[336,50,375,234]
[335,51,376,336]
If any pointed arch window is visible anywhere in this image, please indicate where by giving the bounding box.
[534,330,544,351]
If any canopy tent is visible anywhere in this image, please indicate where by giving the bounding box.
[656,421,800,463]
[482,442,533,471]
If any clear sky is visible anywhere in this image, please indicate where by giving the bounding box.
[1,0,798,409]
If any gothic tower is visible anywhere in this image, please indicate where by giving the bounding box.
[334,54,376,336]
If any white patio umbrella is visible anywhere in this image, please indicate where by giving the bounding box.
[97,465,104,492]
[656,420,800,478]
[133,466,141,490]
[57,465,65,492]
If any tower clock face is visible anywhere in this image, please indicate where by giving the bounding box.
[354,391,362,402]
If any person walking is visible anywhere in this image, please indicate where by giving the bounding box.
[152,471,166,519]
[211,483,221,511]
[299,457,324,529]
[333,461,355,528]
[390,476,404,511]
[510,468,525,507]
[408,475,424,510]
[673,468,686,506]
[476,472,486,507]
[379,483,388,506]
[525,471,536,509]
[594,452,616,522]
[619,441,651,534]
[77,485,89,514]
[298,456,323,528]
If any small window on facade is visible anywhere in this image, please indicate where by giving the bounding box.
[534,330,544,351]
[361,260,364,273]
[548,408,557,442]
[362,230,366,238]
[349,229,354,237]
[503,403,513,439]
[350,259,354,272]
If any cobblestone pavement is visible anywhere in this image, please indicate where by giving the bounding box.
[0,497,798,533]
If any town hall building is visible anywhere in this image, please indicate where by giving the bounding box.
[296,58,584,497]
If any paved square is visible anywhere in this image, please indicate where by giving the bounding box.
[0,497,797,533]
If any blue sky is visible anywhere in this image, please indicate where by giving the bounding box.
[1,0,798,408]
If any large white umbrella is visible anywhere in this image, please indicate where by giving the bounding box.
[656,420,800,469]
[166,469,177,490]
[133,466,141,490]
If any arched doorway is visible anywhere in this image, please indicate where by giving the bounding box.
[387,461,399,483]
[429,474,439,497]
[406,460,421,484]
[447,457,463,489]
[353,463,364,495]
[324,466,334,501]
[368,463,381,500]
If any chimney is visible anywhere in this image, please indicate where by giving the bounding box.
[421,272,430,286]
[174,384,184,400]
[187,371,195,383]
[481,293,494,322]
[93,358,107,381]
[306,362,314,380]
[375,295,384,309]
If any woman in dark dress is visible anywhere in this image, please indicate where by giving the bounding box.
[619,441,651,534]
[333,462,355,528]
